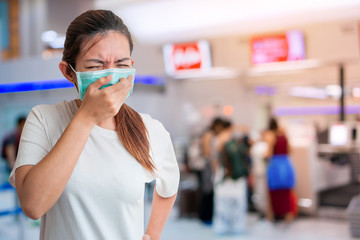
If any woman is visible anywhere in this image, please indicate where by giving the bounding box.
[9,10,179,240]
[264,118,295,224]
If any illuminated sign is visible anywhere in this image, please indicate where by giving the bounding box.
[163,40,211,76]
[250,30,305,65]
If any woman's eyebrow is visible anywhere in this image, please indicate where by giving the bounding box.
[115,58,131,63]
[85,59,104,64]
[84,58,130,64]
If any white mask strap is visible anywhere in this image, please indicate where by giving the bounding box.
[68,64,77,73]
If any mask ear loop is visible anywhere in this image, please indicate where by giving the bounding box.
[68,64,77,73]
[68,64,80,95]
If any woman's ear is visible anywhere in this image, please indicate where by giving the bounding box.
[59,61,76,84]
[131,59,134,67]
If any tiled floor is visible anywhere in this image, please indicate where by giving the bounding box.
[0,171,357,240]
[0,206,357,240]
[0,216,40,240]
[162,215,356,240]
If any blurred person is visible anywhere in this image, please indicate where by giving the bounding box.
[214,123,252,185]
[198,117,226,225]
[264,117,296,224]
[9,10,179,240]
[249,130,269,218]
[1,116,26,174]
[213,120,249,235]
[238,125,255,212]
[178,135,203,218]
[186,134,205,185]
[212,119,233,184]
[1,115,26,222]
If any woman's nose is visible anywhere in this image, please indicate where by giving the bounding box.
[104,64,115,69]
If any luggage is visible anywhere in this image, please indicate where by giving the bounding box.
[213,178,247,234]
[178,174,201,218]
[179,189,200,218]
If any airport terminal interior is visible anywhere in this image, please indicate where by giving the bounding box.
[1,0,360,239]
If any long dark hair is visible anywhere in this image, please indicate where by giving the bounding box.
[63,10,155,174]
[268,117,278,131]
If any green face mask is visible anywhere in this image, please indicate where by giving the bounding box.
[69,65,136,100]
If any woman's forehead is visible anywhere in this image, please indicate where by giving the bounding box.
[79,32,130,59]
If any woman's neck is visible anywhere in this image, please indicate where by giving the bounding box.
[97,118,117,131]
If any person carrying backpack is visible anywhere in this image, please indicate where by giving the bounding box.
[213,121,250,235]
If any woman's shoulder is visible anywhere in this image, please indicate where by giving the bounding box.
[139,112,159,125]
[139,113,170,137]
[31,100,74,112]
[30,100,76,123]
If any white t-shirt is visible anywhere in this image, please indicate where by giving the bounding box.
[250,141,268,176]
[9,100,180,240]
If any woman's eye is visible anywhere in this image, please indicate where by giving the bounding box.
[85,66,101,69]
[116,64,129,68]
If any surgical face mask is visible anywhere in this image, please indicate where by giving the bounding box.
[69,65,136,100]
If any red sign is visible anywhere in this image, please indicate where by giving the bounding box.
[251,30,305,65]
[172,43,202,71]
[163,41,211,76]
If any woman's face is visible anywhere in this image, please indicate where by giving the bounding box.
[75,31,133,72]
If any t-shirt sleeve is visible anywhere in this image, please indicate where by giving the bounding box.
[154,131,180,198]
[9,106,51,187]
[143,115,180,198]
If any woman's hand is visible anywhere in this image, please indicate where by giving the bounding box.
[77,74,133,124]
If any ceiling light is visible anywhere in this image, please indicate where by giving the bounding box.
[48,36,66,49]
[248,59,322,76]
[171,67,240,80]
[290,86,327,99]
[325,85,341,99]
[41,30,58,43]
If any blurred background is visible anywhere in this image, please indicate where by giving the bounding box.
[1,0,360,239]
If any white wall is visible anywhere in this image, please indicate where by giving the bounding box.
[19,0,95,58]
[20,0,48,57]
[47,0,95,34]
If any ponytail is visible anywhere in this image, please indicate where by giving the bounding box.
[115,104,155,174]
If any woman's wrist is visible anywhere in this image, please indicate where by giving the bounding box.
[72,109,96,131]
